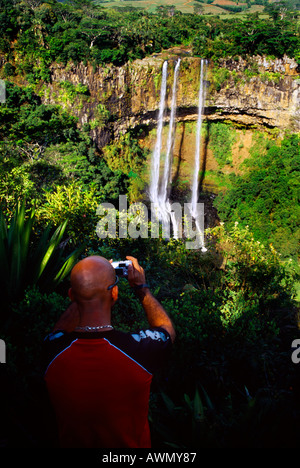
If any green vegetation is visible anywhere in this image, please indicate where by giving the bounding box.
[214,134,300,261]
[208,122,236,167]
[2,209,299,447]
[97,0,300,17]
[0,80,141,215]
[0,203,84,323]
[0,0,299,450]
[0,0,299,71]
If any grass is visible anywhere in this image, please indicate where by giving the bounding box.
[96,0,196,14]
[95,0,267,16]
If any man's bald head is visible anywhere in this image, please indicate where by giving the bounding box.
[70,256,116,303]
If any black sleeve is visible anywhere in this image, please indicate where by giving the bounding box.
[42,331,73,373]
[125,327,173,374]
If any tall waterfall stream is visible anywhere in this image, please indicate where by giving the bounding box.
[149,59,207,251]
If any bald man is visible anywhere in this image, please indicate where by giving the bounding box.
[43,255,175,448]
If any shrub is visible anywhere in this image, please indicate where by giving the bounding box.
[208,122,236,168]
[0,203,84,324]
[37,182,100,244]
[8,287,68,378]
[3,62,16,77]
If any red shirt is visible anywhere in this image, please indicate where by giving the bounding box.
[44,328,171,448]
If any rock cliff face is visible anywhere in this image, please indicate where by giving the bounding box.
[41,50,299,194]
[208,55,299,131]
[44,49,299,150]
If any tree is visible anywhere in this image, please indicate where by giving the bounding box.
[23,0,43,10]
[156,5,177,17]
[194,4,204,15]
[67,0,105,19]
[264,0,300,20]
[79,17,105,48]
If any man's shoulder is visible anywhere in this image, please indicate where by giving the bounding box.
[109,327,172,374]
[43,327,171,348]
[44,330,69,342]
[43,330,78,372]
[108,327,171,347]
[130,328,171,344]
[43,327,172,374]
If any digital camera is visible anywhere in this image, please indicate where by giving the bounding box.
[111,260,132,277]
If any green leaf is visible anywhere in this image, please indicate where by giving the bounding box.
[193,388,205,423]
[161,391,176,415]
[53,244,85,285]
[201,385,214,411]
[36,219,68,279]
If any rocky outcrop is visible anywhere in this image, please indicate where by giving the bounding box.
[208,55,300,131]
[1,49,298,196]
[42,50,299,149]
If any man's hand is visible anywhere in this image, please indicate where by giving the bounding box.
[126,256,146,288]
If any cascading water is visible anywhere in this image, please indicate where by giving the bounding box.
[191,59,207,218]
[149,60,168,209]
[159,58,181,212]
[149,58,207,250]
[149,59,181,238]
[190,59,207,252]
[158,58,181,238]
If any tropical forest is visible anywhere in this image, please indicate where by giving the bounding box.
[0,0,299,449]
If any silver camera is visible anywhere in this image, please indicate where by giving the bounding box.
[111,260,132,277]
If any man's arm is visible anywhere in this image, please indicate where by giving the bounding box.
[126,256,176,343]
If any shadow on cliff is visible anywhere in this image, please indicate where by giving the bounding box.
[199,119,210,192]
[171,121,186,197]
[196,120,219,229]
[171,119,210,198]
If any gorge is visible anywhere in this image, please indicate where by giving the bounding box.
[35,50,299,238]
[41,49,299,194]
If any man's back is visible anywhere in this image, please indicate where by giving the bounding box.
[44,328,171,448]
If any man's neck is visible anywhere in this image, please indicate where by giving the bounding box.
[76,301,112,329]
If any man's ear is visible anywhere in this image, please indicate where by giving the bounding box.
[68,288,75,302]
[111,285,118,305]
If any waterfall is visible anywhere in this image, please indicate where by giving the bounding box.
[190,59,207,252]
[191,59,207,218]
[159,58,181,209]
[148,58,207,250]
[149,59,181,238]
[149,60,168,207]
